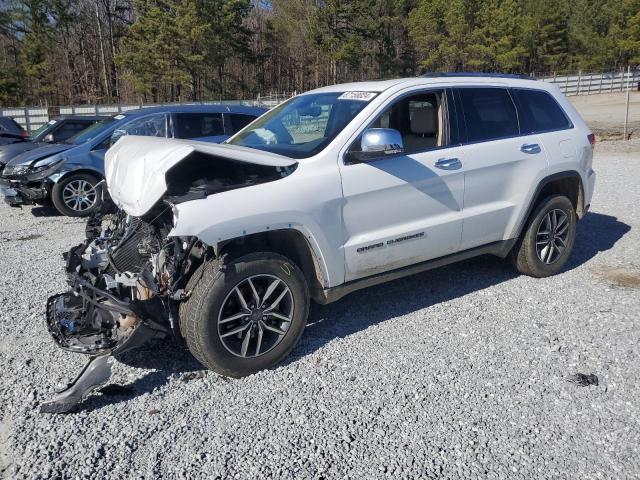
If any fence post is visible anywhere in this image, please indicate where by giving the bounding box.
[565,74,570,95]
[624,66,631,141]
[576,70,582,95]
[23,108,31,134]
[599,71,604,94]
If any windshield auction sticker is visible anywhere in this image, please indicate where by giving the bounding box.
[338,91,377,101]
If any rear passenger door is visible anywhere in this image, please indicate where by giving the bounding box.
[173,112,226,143]
[455,87,548,250]
[510,88,576,176]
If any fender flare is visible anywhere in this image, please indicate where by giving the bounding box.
[513,170,585,240]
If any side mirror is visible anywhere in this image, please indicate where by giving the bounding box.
[43,133,54,143]
[347,128,404,163]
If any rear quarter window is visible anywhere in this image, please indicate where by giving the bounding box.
[511,89,572,134]
[457,88,519,143]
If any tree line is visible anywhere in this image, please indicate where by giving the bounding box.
[1,0,639,107]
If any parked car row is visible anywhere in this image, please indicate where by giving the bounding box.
[0,105,266,216]
[30,74,596,413]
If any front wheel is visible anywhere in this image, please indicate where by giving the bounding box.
[179,252,310,377]
[510,194,577,277]
[51,173,102,217]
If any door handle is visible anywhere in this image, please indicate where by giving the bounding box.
[434,157,462,170]
[521,143,541,154]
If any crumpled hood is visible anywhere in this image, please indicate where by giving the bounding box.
[0,141,48,165]
[6,143,73,167]
[105,136,297,217]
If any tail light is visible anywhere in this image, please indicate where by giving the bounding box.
[587,133,596,149]
[20,130,28,139]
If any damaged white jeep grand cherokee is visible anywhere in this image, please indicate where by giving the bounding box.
[42,74,596,412]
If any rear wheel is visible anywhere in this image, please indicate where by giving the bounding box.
[51,173,102,217]
[179,252,310,377]
[510,194,576,277]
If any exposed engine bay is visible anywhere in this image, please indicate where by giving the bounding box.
[41,205,207,413]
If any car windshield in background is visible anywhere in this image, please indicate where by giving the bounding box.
[65,117,117,145]
[227,92,373,159]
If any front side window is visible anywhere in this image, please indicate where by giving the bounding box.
[227,93,371,159]
[66,117,116,145]
[174,113,224,139]
[511,89,572,134]
[53,121,94,142]
[458,88,519,143]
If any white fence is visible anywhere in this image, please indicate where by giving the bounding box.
[540,68,640,96]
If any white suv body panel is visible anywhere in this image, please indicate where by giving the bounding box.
[106,76,595,290]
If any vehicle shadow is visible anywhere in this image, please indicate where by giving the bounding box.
[78,211,629,411]
[30,205,62,217]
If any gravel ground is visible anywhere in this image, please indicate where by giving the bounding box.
[1,141,639,479]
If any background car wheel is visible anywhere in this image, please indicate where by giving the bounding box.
[51,173,102,217]
[510,194,577,277]
[179,252,310,377]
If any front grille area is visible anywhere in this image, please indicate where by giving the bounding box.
[108,218,156,274]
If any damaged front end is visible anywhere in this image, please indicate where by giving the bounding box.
[42,136,297,413]
[41,206,204,413]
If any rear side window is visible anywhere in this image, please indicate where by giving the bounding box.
[227,114,256,133]
[458,88,519,142]
[174,113,224,139]
[511,89,572,134]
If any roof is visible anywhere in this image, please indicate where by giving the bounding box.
[120,104,268,117]
[303,74,544,95]
[53,115,109,121]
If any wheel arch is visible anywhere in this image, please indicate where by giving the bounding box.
[514,170,585,240]
[215,228,327,304]
[51,166,104,184]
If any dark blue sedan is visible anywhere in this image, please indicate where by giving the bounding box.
[0,104,267,216]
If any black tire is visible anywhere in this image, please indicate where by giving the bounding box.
[51,173,102,217]
[510,194,577,277]
[179,252,310,377]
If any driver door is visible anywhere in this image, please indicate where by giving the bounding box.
[338,89,466,281]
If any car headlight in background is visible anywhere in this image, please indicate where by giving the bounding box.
[2,164,30,176]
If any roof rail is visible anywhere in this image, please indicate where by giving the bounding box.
[420,72,535,80]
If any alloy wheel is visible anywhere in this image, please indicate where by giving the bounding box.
[535,208,569,264]
[217,274,294,358]
[62,179,97,212]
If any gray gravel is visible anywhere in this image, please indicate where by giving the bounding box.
[1,142,639,479]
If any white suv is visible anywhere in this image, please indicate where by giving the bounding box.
[43,74,596,412]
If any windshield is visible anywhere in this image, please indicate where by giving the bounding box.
[28,120,55,141]
[65,117,117,145]
[227,92,373,158]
